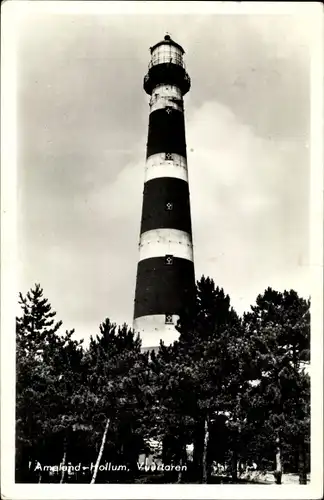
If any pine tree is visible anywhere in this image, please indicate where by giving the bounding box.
[16,284,62,481]
[243,288,310,483]
[16,284,84,483]
[16,283,62,360]
[153,277,252,483]
[78,319,152,483]
[40,328,84,482]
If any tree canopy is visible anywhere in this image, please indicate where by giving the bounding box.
[15,281,310,484]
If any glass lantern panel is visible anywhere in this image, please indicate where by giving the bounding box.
[151,44,183,66]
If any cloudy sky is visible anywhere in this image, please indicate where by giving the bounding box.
[16,4,312,342]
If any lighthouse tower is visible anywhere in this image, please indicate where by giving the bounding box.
[133,34,195,349]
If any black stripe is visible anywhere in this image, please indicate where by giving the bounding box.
[134,257,195,318]
[140,177,192,234]
[143,63,190,95]
[146,108,187,158]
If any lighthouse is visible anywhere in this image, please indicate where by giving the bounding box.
[133,34,195,349]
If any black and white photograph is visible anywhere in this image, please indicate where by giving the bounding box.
[1,1,323,499]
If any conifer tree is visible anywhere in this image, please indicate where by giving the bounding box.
[153,277,253,483]
[79,319,152,483]
[243,288,310,484]
[16,284,84,482]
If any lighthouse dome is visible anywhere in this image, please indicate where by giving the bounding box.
[149,34,185,69]
[150,34,185,54]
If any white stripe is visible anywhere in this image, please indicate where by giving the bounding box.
[139,228,193,262]
[150,84,183,113]
[133,314,180,348]
[145,153,188,182]
[150,99,183,113]
[152,84,182,100]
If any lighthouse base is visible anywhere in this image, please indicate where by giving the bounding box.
[133,314,180,350]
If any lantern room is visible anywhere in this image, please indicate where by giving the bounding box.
[143,34,191,96]
[150,34,185,68]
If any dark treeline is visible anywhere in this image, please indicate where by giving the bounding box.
[16,278,310,484]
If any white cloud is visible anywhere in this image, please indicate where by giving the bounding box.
[186,100,309,313]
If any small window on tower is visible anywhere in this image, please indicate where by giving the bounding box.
[166,202,173,211]
[165,314,173,325]
[165,153,173,161]
[165,255,173,266]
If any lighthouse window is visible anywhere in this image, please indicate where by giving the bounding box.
[165,314,173,325]
[165,255,173,265]
[165,153,173,161]
[165,202,173,211]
